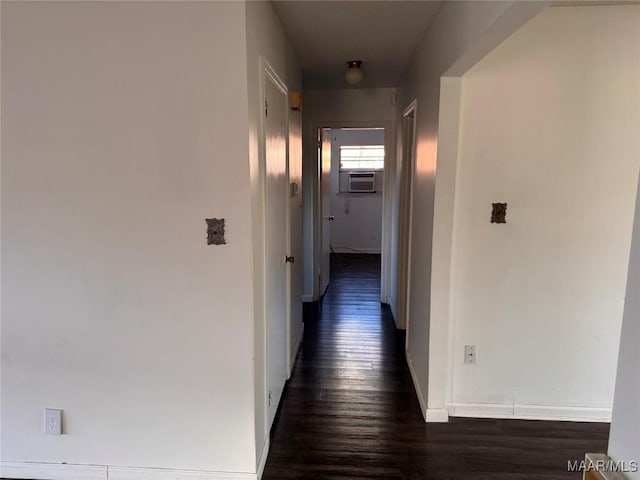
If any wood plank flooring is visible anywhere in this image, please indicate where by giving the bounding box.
[262,253,609,480]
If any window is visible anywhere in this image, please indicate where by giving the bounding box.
[339,145,385,171]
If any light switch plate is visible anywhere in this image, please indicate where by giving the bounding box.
[44,408,62,435]
[491,203,507,223]
[206,218,226,245]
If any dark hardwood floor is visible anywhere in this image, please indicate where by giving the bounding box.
[262,253,609,480]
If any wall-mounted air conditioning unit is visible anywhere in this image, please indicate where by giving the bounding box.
[348,172,375,193]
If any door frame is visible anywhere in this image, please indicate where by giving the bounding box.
[259,57,291,432]
[317,128,332,299]
[311,120,393,303]
[398,100,418,342]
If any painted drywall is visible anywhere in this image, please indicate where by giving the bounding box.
[396,0,546,421]
[449,5,640,419]
[1,1,257,475]
[301,88,396,302]
[330,129,384,254]
[608,169,640,477]
[244,0,302,471]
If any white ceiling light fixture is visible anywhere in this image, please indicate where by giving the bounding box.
[344,60,363,85]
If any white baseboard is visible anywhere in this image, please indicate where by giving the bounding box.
[389,301,397,325]
[514,404,611,422]
[0,462,258,480]
[331,247,381,254]
[256,437,270,480]
[405,350,428,421]
[425,408,449,423]
[448,402,515,418]
[0,462,107,480]
[108,467,256,480]
[448,402,611,422]
[302,294,314,302]
[289,324,304,378]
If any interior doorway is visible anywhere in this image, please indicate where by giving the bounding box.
[316,127,387,298]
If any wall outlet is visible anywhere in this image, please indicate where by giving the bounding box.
[464,345,477,364]
[44,408,62,435]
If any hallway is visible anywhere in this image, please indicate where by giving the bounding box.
[262,253,610,480]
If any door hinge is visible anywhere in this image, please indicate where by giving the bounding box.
[265,99,269,117]
[268,390,272,406]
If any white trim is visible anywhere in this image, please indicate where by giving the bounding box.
[438,77,463,418]
[257,55,270,443]
[330,247,381,254]
[0,462,260,480]
[389,300,398,324]
[400,100,417,338]
[108,466,256,480]
[514,404,611,422]
[425,408,449,423]
[262,59,288,97]
[302,294,314,302]
[379,108,396,306]
[256,437,270,480]
[405,350,427,420]
[0,462,107,480]
[448,402,612,422]
[314,126,325,302]
[289,323,304,377]
[448,402,515,418]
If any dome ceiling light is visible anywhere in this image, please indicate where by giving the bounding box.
[344,60,363,86]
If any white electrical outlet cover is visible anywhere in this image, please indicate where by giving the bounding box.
[44,408,62,435]
[464,345,477,364]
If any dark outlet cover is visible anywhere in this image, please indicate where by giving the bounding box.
[206,218,226,245]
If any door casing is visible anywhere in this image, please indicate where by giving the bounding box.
[397,100,418,336]
[312,120,393,303]
[260,58,291,430]
[318,128,332,298]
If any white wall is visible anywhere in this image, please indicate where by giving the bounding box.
[244,0,302,471]
[448,5,640,420]
[608,171,640,477]
[330,129,384,254]
[301,88,396,302]
[1,1,258,476]
[397,0,546,421]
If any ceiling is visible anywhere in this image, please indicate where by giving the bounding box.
[272,1,444,89]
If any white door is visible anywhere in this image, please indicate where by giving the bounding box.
[319,128,332,297]
[265,71,288,426]
[288,112,303,374]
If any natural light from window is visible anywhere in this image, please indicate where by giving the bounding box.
[339,145,385,171]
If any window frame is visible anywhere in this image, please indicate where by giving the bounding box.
[338,144,385,172]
